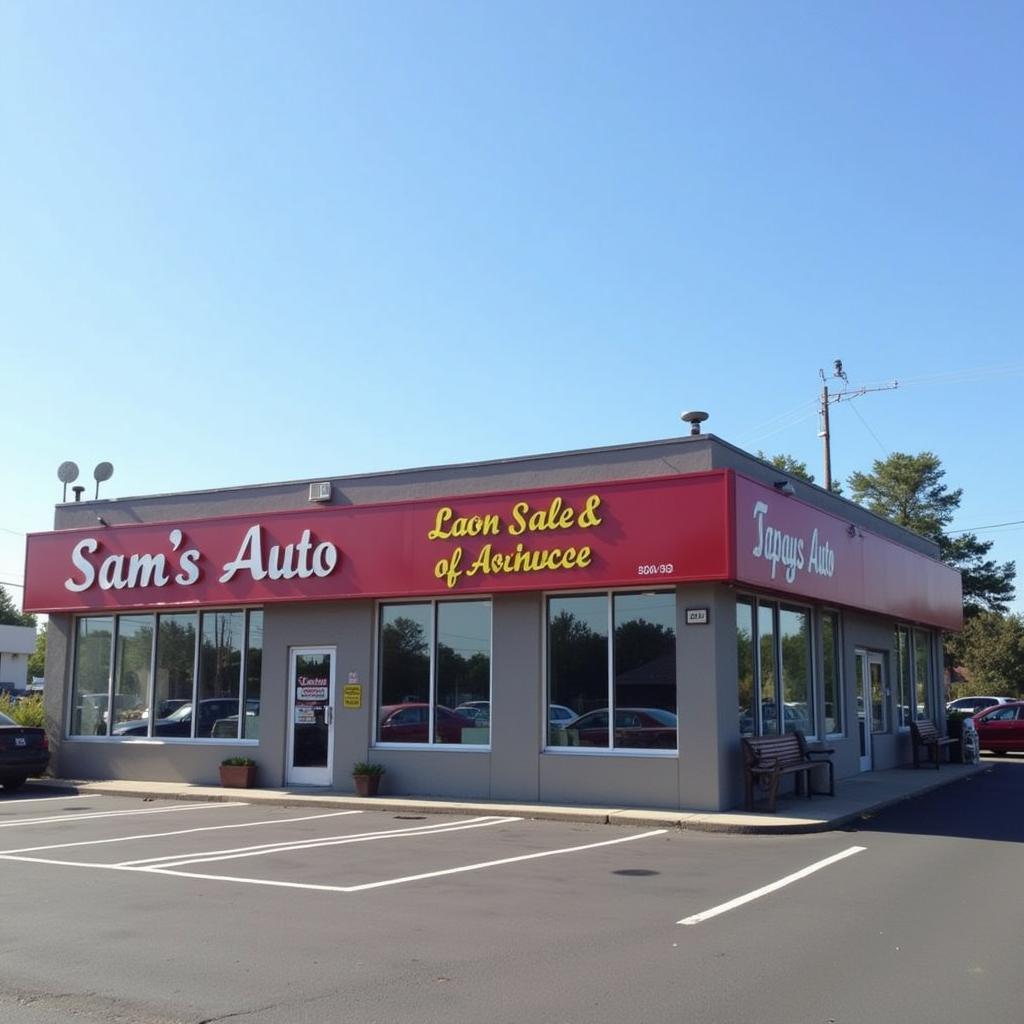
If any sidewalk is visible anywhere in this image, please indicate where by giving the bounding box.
[28,761,989,834]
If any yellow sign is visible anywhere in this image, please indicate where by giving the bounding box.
[343,684,362,709]
[427,493,604,590]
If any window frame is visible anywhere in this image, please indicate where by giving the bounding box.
[543,586,678,757]
[736,593,818,740]
[894,624,935,730]
[821,609,844,738]
[66,606,263,745]
[373,596,493,750]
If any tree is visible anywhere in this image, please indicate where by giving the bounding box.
[848,452,1016,616]
[756,452,843,494]
[944,612,1024,697]
[0,585,35,627]
[27,624,47,680]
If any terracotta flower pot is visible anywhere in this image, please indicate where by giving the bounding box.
[220,764,258,788]
[353,773,381,797]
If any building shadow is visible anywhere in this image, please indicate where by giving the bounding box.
[845,758,1024,844]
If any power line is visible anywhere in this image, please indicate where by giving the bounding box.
[948,519,1024,536]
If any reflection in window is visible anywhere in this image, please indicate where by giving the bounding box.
[757,604,777,735]
[822,613,842,735]
[895,627,912,729]
[244,611,263,739]
[68,609,262,742]
[70,617,113,736]
[779,608,811,735]
[548,592,677,751]
[870,658,886,733]
[112,616,153,732]
[377,601,491,746]
[914,632,931,721]
[735,597,820,738]
[155,614,196,721]
[197,611,244,738]
[737,600,756,736]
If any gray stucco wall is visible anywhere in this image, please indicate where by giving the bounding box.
[39,435,947,809]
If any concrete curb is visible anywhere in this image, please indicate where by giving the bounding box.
[26,764,989,834]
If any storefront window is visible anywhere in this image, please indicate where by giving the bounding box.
[547,591,677,751]
[822,612,842,735]
[737,599,756,736]
[197,611,245,738]
[779,607,811,735]
[155,613,196,722]
[377,600,491,746]
[895,626,913,729]
[914,631,932,721]
[68,609,262,742]
[736,596,817,738]
[112,616,153,733]
[70,617,113,736]
[243,610,263,739]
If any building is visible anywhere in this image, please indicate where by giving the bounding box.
[0,624,36,692]
[23,434,962,811]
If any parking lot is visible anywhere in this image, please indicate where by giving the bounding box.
[3,776,1015,1024]
[0,793,671,897]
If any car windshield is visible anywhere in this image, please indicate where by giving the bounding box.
[0,711,15,726]
[164,704,193,722]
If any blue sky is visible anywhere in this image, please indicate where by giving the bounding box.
[2,1,1023,615]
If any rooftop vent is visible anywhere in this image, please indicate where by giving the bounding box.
[680,410,709,436]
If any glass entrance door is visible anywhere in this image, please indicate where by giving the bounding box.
[286,647,335,786]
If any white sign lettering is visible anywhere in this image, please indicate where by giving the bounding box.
[751,501,834,583]
[63,524,339,594]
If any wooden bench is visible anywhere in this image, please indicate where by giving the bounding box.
[741,731,834,813]
[909,718,958,769]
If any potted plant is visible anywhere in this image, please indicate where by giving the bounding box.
[352,761,385,797]
[219,756,258,788]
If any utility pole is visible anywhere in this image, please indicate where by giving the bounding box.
[818,360,899,490]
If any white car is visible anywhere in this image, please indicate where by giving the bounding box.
[946,696,1016,714]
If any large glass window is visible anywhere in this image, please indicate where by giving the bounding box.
[736,597,818,738]
[112,616,153,733]
[377,600,491,746]
[822,612,843,735]
[894,626,934,728]
[548,591,677,751]
[914,631,932,721]
[70,617,113,736]
[68,609,262,742]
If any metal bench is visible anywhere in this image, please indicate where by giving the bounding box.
[909,718,958,769]
[742,731,834,813]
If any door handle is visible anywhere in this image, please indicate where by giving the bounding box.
[325,706,334,726]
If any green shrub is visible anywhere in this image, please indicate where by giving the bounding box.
[220,756,256,767]
[0,692,45,728]
[352,761,386,777]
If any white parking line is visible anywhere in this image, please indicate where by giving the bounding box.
[121,816,521,868]
[677,845,867,926]
[145,828,669,894]
[0,802,246,829]
[0,810,364,856]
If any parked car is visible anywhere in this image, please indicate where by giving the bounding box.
[378,703,475,743]
[113,699,259,738]
[454,701,490,724]
[565,707,677,749]
[0,710,49,791]
[971,701,1024,755]
[548,704,577,727]
[946,696,1016,715]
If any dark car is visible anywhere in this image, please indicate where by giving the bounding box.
[972,701,1024,755]
[378,703,475,744]
[0,710,50,791]
[113,699,258,738]
[565,707,678,749]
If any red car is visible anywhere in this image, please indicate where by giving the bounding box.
[378,703,475,744]
[972,701,1024,755]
